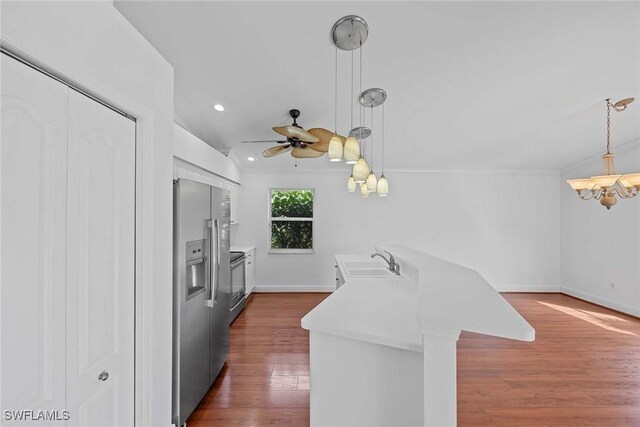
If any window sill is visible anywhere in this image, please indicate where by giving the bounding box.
[269,249,314,255]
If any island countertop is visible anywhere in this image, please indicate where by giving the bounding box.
[302,247,535,353]
[301,254,423,353]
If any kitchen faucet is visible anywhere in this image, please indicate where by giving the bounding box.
[371,250,401,275]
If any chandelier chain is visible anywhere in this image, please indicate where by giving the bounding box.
[606,98,627,154]
[606,98,611,154]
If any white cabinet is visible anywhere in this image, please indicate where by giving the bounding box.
[335,263,346,289]
[1,54,135,426]
[245,248,256,294]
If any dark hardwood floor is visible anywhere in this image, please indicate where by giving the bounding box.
[187,292,640,426]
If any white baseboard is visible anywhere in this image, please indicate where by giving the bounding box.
[560,286,640,317]
[250,284,638,317]
[253,285,335,293]
[494,284,560,292]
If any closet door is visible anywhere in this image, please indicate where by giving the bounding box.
[1,54,68,425]
[65,90,135,426]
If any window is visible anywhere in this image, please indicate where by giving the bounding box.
[269,189,314,253]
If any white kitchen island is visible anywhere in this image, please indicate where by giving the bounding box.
[301,246,535,427]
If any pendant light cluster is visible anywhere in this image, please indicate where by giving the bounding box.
[330,15,390,198]
[566,97,639,209]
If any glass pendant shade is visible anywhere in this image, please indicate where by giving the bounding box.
[360,182,369,197]
[328,136,343,162]
[344,137,360,164]
[622,173,640,187]
[347,175,356,192]
[352,157,369,183]
[366,171,377,192]
[377,175,389,196]
[590,174,621,189]
[566,178,596,191]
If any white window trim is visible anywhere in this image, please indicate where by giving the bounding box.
[268,188,315,254]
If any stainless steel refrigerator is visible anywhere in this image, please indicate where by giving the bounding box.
[173,178,231,426]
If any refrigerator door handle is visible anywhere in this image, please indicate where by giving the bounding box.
[214,219,221,304]
[206,219,219,308]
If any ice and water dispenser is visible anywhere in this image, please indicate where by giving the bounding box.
[185,239,206,299]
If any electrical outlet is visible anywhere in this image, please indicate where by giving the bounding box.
[609,282,616,290]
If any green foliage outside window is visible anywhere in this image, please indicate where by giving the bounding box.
[270,190,313,250]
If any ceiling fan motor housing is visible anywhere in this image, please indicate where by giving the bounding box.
[289,109,301,127]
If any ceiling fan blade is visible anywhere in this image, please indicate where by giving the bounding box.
[291,147,325,159]
[262,145,292,158]
[272,126,320,143]
[307,128,346,152]
[241,140,288,144]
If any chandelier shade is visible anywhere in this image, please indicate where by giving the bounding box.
[622,173,640,187]
[377,175,389,196]
[567,179,596,191]
[590,174,621,189]
[366,172,377,192]
[360,182,369,197]
[328,136,343,161]
[353,157,369,183]
[344,137,360,164]
[347,175,356,192]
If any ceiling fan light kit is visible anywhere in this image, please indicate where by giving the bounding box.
[566,97,638,210]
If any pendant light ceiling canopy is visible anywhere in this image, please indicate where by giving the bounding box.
[331,15,369,50]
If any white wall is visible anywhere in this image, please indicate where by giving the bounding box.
[561,142,640,316]
[1,2,174,425]
[233,170,561,292]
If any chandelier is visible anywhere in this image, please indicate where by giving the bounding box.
[330,15,390,197]
[566,97,639,209]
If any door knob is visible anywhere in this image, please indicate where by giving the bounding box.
[98,371,109,381]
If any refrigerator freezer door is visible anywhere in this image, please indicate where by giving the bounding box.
[173,179,213,427]
[209,187,231,384]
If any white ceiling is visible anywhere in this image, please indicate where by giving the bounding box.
[115,1,640,171]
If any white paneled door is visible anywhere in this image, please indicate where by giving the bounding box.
[65,90,136,426]
[1,54,136,426]
[1,51,68,427]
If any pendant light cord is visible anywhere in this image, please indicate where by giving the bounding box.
[350,49,354,131]
[360,44,363,129]
[370,105,374,169]
[381,103,385,175]
[334,44,338,134]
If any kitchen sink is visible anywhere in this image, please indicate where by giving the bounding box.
[344,261,386,269]
[347,268,394,277]
[345,268,402,278]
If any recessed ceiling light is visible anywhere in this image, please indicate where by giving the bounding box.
[247,156,256,162]
[213,104,225,112]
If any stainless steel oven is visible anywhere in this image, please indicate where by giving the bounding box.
[229,251,246,323]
